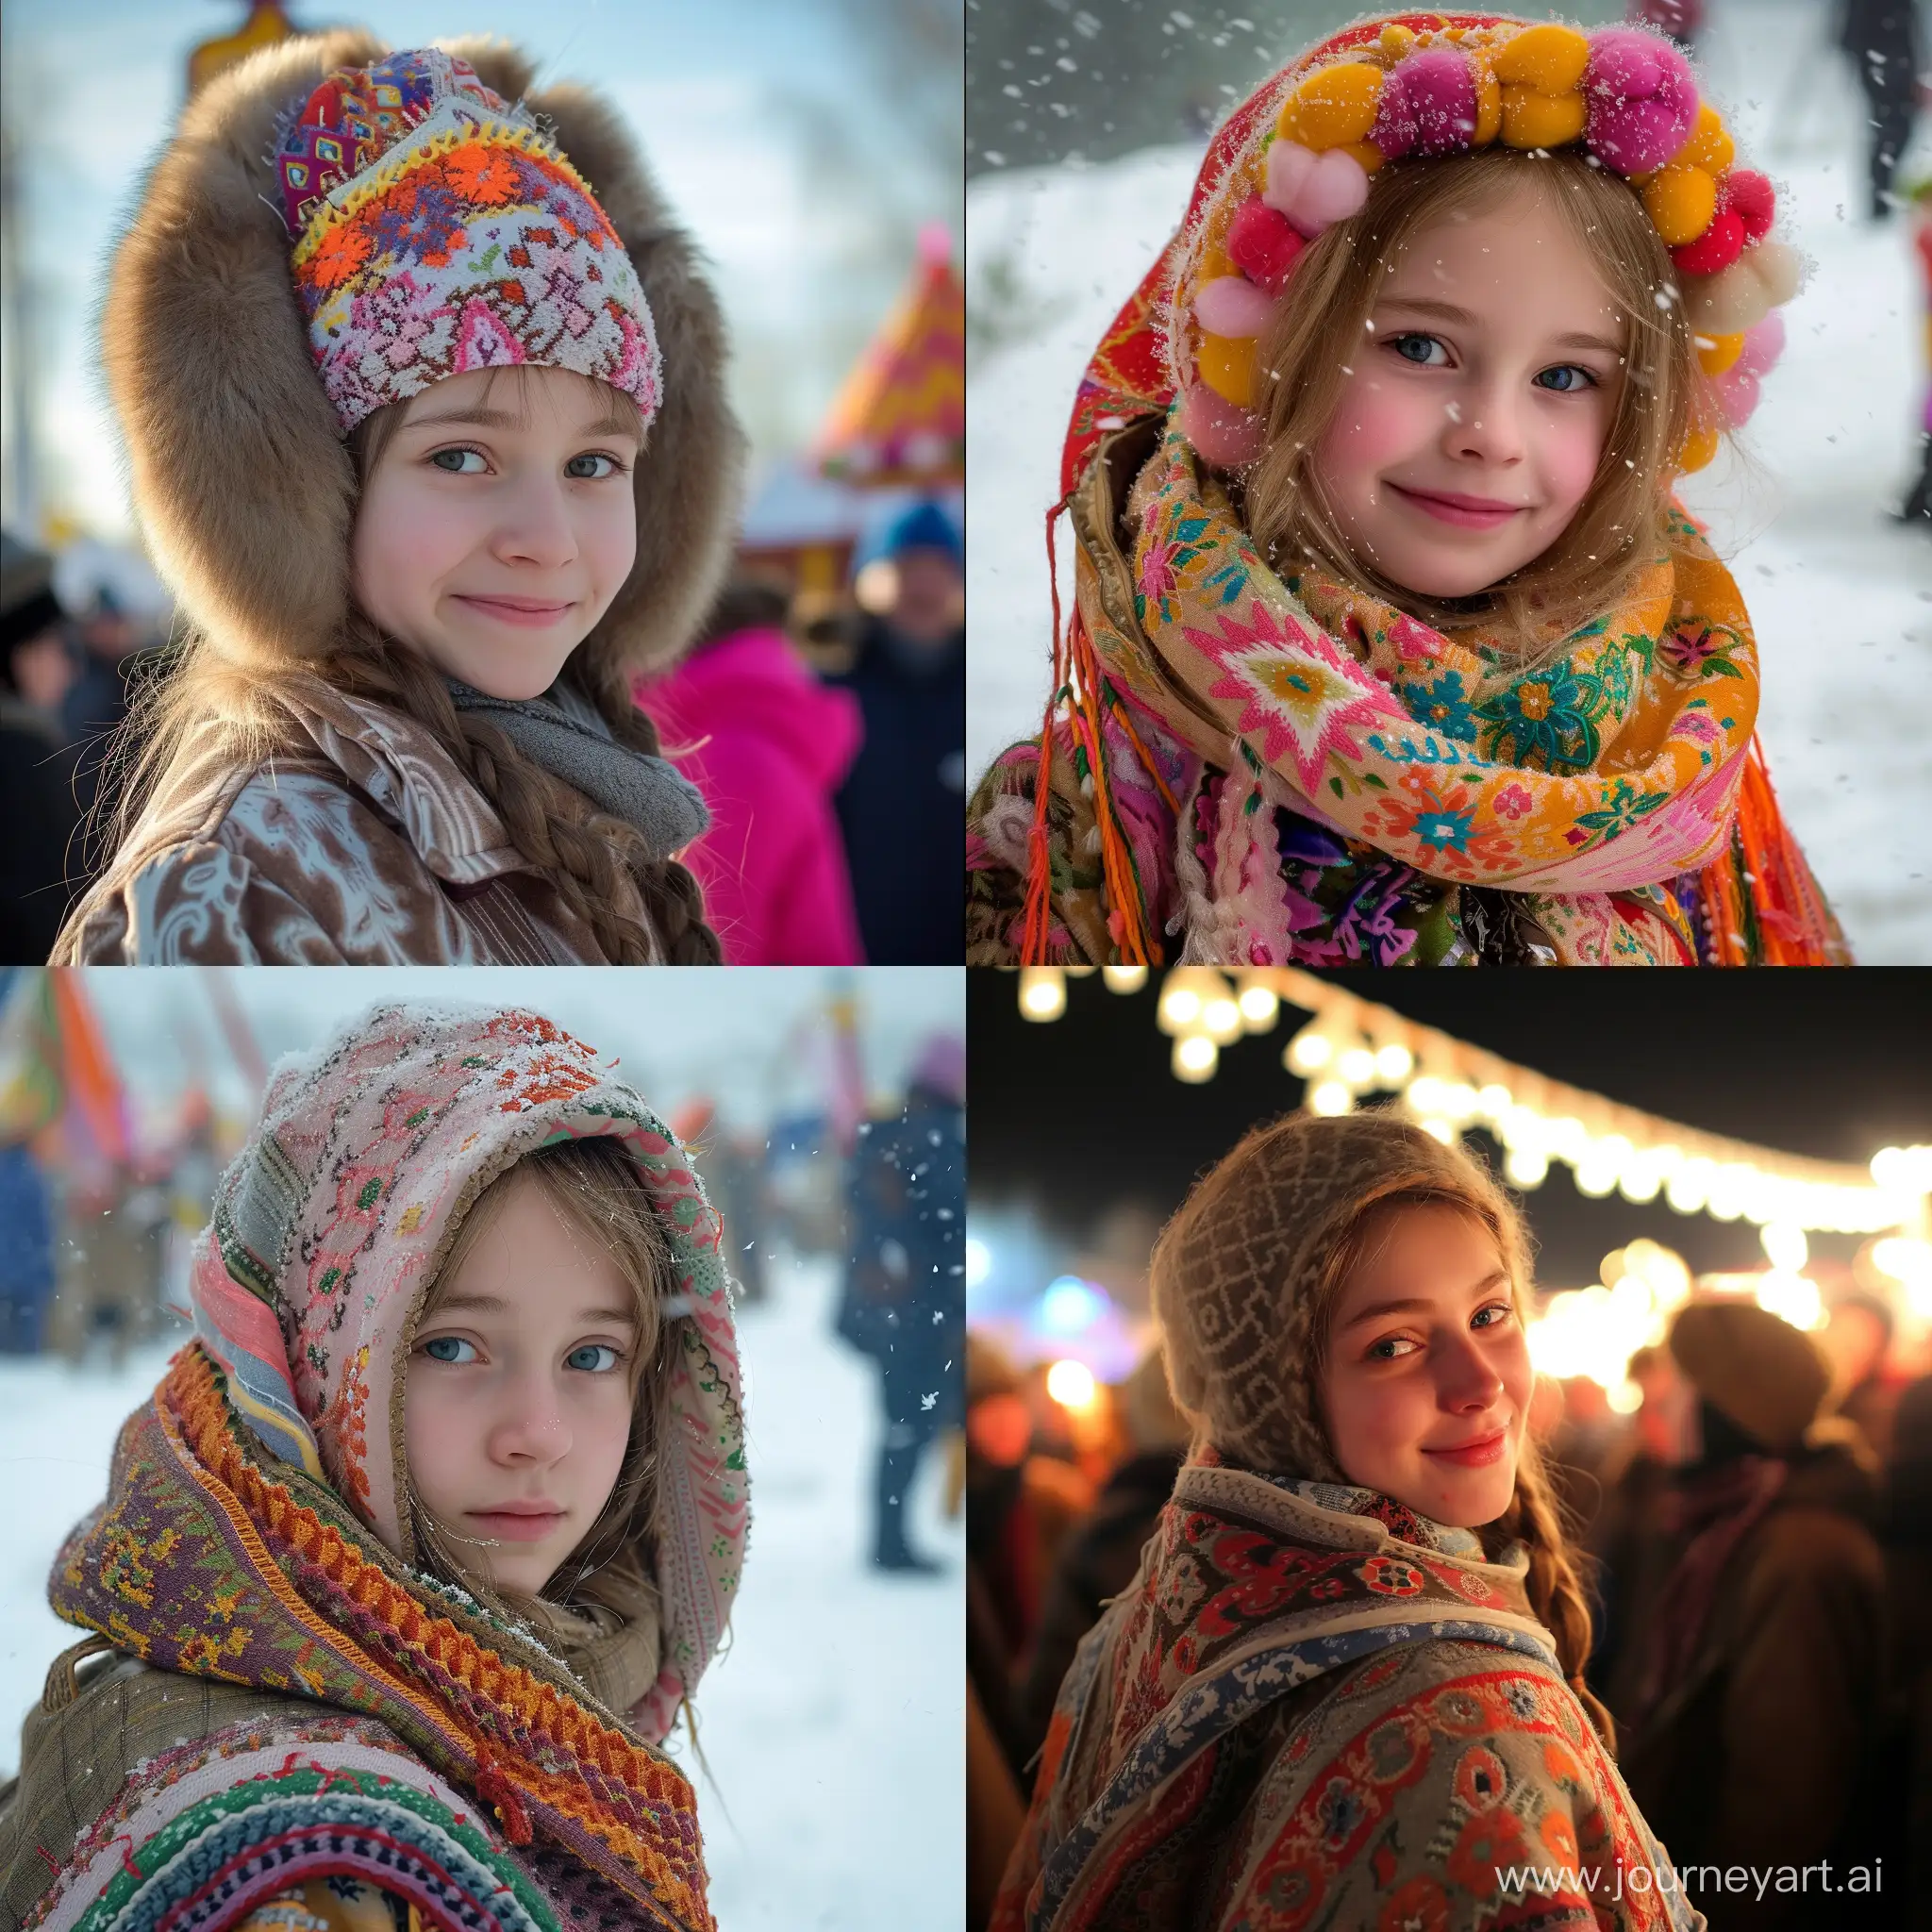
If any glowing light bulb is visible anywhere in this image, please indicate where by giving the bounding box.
[1202,995,1243,1044]
[1236,976,1279,1028]
[1337,1047,1376,1088]
[1018,967,1066,1022]
[1375,1043,1414,1082]
[1046,1359,1097,1410]
[1287,1028,1334,1074]
[1102,965,1148,993]
[1174,1033,1218,1082]
[1308,1079,1354,1116]
[1760,1222,1807,1274]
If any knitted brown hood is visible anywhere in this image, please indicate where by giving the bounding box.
[104,27,742,686]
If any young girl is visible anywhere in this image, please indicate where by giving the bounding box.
[967,10,1847,967]
[52,32,743,964]
[0,1002,747,1932]
[994,1109,1703,1930]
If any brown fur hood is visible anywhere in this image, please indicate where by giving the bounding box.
[106,29,743,685]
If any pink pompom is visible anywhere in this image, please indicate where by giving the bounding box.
[1374,48,1478,160]
[1264,141,1319,216]
[1672,207,1744,277]
[1723,169,1775,243]
[1194,274,1276,339]
[1733,309,1785,380]
[1583,27,1698,175]
[1179,386,1265,468]
[1709,364,1760,428]
[1227,198,1307,294]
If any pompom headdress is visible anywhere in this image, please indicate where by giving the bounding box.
[1170,14,1799,475]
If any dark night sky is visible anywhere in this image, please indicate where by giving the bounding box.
[968,970,1932,1289]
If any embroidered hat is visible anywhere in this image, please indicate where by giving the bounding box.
[1171,12,1800,476]
[188,1000,746,1743]
[1151,1108,1530,1476]
[276,46,662,436]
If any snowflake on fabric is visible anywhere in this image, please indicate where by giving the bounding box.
[1183,600,1399,798]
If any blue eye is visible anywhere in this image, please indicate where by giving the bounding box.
[564,452,625,481]
[1389,333,1449,367]
[1535,365,1595,393]
[566,1343,624,1374]
[429,447,487,475]
[421,1335,476,1363]
[1473,1304,1514,1330]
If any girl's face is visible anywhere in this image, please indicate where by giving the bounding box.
[406,1171,640,1594]
[1319,1201,1533,1527]
[1307,178,1625,600]
[352,366,642,701]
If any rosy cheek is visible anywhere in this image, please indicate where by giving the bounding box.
[1541,407,1610,514]
[1313,372,1431,492]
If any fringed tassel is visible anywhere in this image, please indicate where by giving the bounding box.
[1022,505,1168,966]
[1694,737,1843,965]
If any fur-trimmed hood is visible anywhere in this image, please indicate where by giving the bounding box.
[105,29,742,683]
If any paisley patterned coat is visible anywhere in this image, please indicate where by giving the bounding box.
[50,684,656,964]
[995,1460,1706,1932]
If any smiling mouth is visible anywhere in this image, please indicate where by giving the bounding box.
[1388,483,1527,526]
[453,593,576,624]
[1422,1426,1510,1467]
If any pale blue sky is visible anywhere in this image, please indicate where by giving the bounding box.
[0,0,958,539]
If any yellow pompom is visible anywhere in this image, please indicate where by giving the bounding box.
[1641,165,1719,246]
[1491,23,1591,93]
[1378,23,1416,60]
[1341,140,1387,175]
[1695,330,1745,376]
[1678,422,1721,475]
[1280,60,1382,151]
[1197,242,1237,286]
[1500,87,1588,150]
[1673,101,1735,175]
[1471,58,1502,146]
[1197,332,1257,408]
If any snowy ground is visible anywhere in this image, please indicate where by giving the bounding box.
[0,1255,963,1932]
[966,2,1932,961]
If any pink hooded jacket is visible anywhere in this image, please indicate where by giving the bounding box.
[637,629,866,965]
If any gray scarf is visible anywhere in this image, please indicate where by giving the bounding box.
[446,677,708,861]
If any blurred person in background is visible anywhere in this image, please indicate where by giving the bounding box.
[0,1131,58,1355]
[1824,1287,1907,1463]
[838,1030,966,1572]
[1836,0,1925,221]
[1,534,83,963]
[635,577,866,964]
[1588,1342,1694,1704]
[58,588,160,828]
[1607,1301,1891,1930]
[1882,1372,1932,1928]
[48,1164,159,1372]
[832,501,965,964]
[1016,1346,1191,1765]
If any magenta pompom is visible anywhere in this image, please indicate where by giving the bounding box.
[1194,274,1276,340]
[1672,207,1744,277]
[1723,169,1776,243]
[1179,385,1265,468]
[1374,48,1478,160]
[1227,199,1307,293]
[1583,27,1698,175]
[1733,309,1785,380]
[1709,364,1760,429]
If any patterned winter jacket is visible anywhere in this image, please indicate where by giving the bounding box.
[995,1459,1706,1932]
[50,682,659,965]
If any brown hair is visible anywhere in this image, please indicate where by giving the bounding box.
[406,1135,679,1629]
[1310,1183,1616,1751]
[1240,143,1708,662]
[102,365,719,962]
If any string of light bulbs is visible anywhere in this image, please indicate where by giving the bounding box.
[1010,965,1932,1243]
